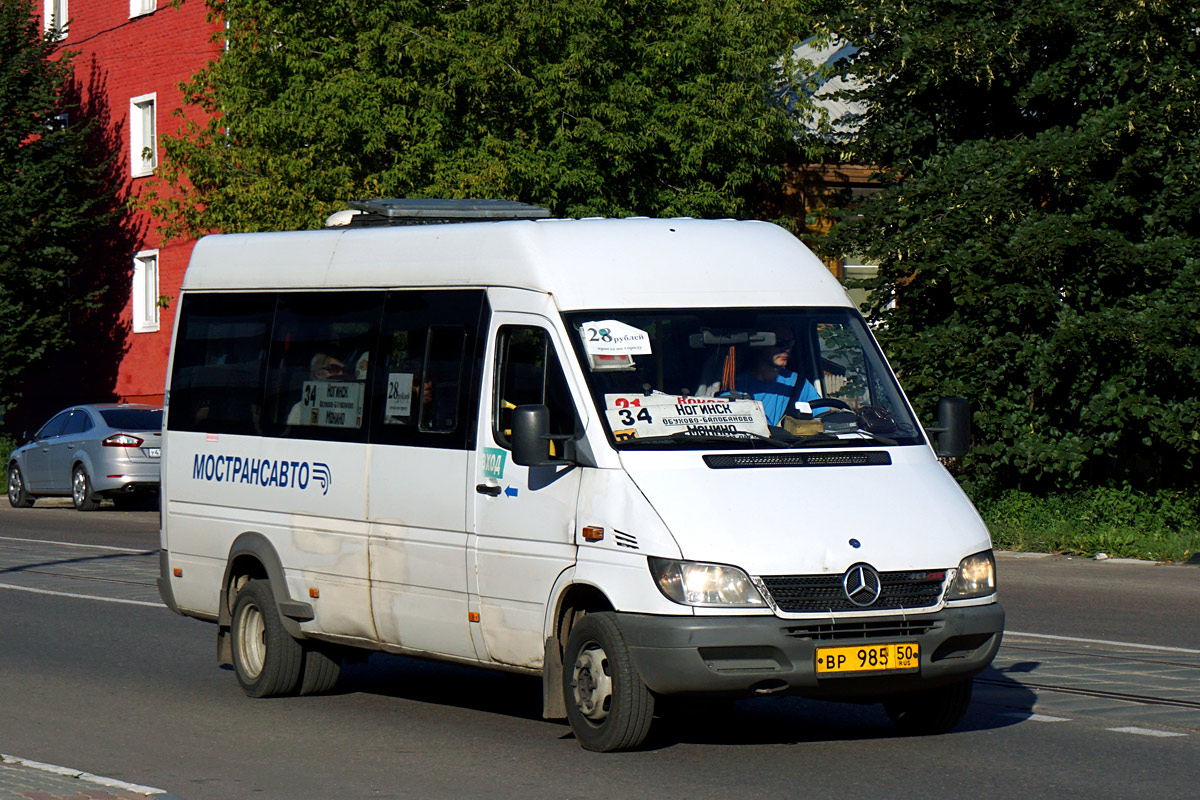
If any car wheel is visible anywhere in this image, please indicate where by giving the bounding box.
[883,678,974,735]
[231,580,303,698]
[298,643,342,696]
[563,612,655,752]
[71,465,100,511]
[7,463,34,508]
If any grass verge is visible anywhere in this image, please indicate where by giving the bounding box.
[975,487,1200,563]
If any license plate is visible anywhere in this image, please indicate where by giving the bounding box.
[146,448,161,458]
[815,643,919,674]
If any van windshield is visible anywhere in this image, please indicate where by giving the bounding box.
[562,308,925,450]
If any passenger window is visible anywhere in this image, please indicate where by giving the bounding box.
[371,289,486,450]
[168,293,274,435]
[493,326,578,448]
[262,292,383,443]
[61,410,92,435]
[37,411,73,439]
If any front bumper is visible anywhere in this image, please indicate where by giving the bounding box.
[618,602,1004,699]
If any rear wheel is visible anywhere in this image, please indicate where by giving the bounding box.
[71,465,99,511]
[7,464,34,508]
[883,678,974,735]
[563,612,655,752]
[231,580,303,697]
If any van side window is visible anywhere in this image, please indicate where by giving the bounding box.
[168,293,274,435]
[262,292,383,443]
[493,326,577,448]
[371,290,486,450]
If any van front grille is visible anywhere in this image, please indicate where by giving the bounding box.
[760,570,946,613]
[783,619,938,641]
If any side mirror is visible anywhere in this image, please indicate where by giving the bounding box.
[512,405,555,467]
[935,397,970,458]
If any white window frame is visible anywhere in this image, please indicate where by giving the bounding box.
[43,0,68,40]
[129,0,156,18]
[132,250,160,333]
[129,93,157,177]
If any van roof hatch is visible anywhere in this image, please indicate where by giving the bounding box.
[335,198,552,227]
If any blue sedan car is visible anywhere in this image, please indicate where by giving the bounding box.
[6,403,162,511]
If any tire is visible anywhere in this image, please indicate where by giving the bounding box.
[71,465,100,511]
[298,643,342,696]
[883,678,974,736]
[7,463,34,508]
[562,612,655,752]
[230,580,303,698]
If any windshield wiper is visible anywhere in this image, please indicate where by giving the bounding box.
[786,430,898,448]
[622,430,791,449]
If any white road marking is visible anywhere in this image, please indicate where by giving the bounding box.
[1002,712,1071,723]
[1006,630,1200,655]
[1106,727,1188,738]
[0,535,151,554]
[0,581,161,608]
[0,754,177,797]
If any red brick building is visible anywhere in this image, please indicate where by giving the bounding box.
[39,0,221,406]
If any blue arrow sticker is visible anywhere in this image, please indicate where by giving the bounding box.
[504,486,519,498]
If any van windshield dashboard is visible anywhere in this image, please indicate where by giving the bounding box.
[562,308,925,450]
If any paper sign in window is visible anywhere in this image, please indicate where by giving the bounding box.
[578,320,652,356]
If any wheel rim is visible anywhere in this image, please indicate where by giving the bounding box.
[236,602,267,679]
[571,641,613,722]
[8,467,20,504]
[72,469,88,506]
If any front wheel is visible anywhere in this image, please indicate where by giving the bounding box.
[8,463,34,508]
[231,580,303,698]
[563,612,655,752]
[883,678,974,735]
[71,465,99,511]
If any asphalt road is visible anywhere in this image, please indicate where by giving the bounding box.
[1,502,1197,799]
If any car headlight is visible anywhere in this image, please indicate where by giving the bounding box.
[946,550,996,600]
[648,557,766,607]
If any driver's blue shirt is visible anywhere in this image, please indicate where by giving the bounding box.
[731,370,821,425]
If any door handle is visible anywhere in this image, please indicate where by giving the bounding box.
[475,484,501,496]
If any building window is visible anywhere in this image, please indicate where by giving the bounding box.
[43,0,68,39]
[132,250,160,333]
[129,0,155,18]
[129,94,157,177]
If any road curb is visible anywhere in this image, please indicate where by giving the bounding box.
[0,754,183,800]
[995,549,1195,567]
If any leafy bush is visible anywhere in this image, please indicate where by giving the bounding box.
[820,0,1200,495]
[976,487,1200,563]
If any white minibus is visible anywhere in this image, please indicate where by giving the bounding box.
[157,199,1003,752]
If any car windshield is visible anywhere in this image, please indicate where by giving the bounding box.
[562,308,925,450]
[100,408,163,431]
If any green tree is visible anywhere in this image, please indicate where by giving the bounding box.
[0,0,109,416]
[821,0,1200,494]
[150,0,822,234]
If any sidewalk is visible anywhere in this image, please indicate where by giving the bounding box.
[0,756,179,800]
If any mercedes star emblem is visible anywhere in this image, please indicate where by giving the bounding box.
[842,564,882,607]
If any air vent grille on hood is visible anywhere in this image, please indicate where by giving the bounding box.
[703,451,891,469]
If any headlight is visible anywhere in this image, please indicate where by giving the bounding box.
[648,557,766,607]
[946,550,996,600]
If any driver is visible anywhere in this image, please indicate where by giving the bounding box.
[732,327,821,425]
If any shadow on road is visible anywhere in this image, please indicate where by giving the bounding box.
[329,653,1037,749]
